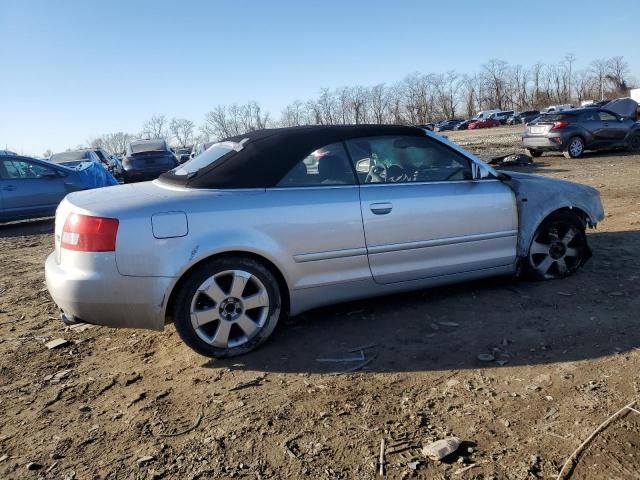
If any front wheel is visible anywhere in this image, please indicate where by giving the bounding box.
[627,132,640,152]
[172,256,282,358]
[563,136,585,159]
[524,213,589,280]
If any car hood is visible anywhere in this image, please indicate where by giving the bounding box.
[502,172,604,256]
[604,98,638,119]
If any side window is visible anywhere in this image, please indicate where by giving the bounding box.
[2,159,56,179]
[277,142,356,187]
[598,111,617,122]
[346,135,472,184]
[582,110,598,121]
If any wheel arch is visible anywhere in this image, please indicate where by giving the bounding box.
[163,250,291,326]
[522,205,591,257]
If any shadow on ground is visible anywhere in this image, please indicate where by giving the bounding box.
[209,230,640,374]
[0,218,54,238]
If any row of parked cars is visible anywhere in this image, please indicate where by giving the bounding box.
[421,98,640,159]
[0,139,199,222]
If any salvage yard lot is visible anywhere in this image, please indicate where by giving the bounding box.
[1,126,639,479]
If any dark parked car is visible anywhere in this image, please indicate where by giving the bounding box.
[507,110,540,125]
[454,120,474,130]
[0,155,117,222]
[122,139,178,183]
[523,108,640,158]
[175,147,192,164]
[434,119,464,132]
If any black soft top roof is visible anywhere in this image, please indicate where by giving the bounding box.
[160,124,426,189]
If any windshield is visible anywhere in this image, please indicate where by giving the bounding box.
[50,150,91,163]
[534,113,573,123]
[169,141,244,177]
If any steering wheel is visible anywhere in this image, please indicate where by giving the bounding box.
[444,167,465,181]
[365,164,388,183]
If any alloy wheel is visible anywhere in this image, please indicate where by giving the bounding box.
[189,270,270,348]
[569,138,584,157]
[528,222,585,279]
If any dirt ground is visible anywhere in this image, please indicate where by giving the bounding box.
[1,125,640,479]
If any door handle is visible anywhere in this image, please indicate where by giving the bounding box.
[370,202,393,215]
[1,185,15,191]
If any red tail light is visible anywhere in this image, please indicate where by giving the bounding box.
[551,121,569,129]
[61,214,119,252]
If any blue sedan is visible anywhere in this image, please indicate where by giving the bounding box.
[0,154,118,222]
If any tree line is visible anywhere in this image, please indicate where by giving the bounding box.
[87,54,635,155]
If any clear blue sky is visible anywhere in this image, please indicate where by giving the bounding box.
[2,0,638,155]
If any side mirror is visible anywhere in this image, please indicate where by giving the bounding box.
[356,158,371,173]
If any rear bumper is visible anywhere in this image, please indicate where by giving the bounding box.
[45,252,172,331]
[123,169,170,183]
[522,135,564,151]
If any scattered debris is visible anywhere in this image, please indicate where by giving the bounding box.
[0,454,8,463]
[136,455,155,467]
[489,152,533,166]
[347,343,378,353]
[46,461,58,473]
[229,376,266,391]
[26,462,43,470]
[378,438,385,476]
[45,338,70,349]
[335,355,378,374]
[67,323,95,333]
[438,321,460,327]
[317,350,365,363]
[421,437,461,461]
[556,400,637,479]
[454,464,478,475]
[477,353,495,362]
[78,405,91,413]
[407,460,421,470]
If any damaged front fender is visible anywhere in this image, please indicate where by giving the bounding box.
[503,172,605,257]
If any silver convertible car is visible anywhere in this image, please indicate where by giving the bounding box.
[46,125,604,357]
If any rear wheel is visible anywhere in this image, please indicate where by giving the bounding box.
[563,136,584,159]
[527,149,543,158]
[525,213,588,280]
[172,256,282,358]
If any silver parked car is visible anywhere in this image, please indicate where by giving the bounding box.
[45,125,604,358]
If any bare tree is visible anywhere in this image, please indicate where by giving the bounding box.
[369,84,390,124]
[606,56,631,95]
[142,115,169,139]
[590,59,609,101]
[170,118,195,147]
[480,59,510,110]
[90,132,136,154]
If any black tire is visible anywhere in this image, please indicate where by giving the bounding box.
[172,255,282,358]
[563,136,585,159]
[527,149,543,158]
[523,212,590,281]
[627,132,640,152]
